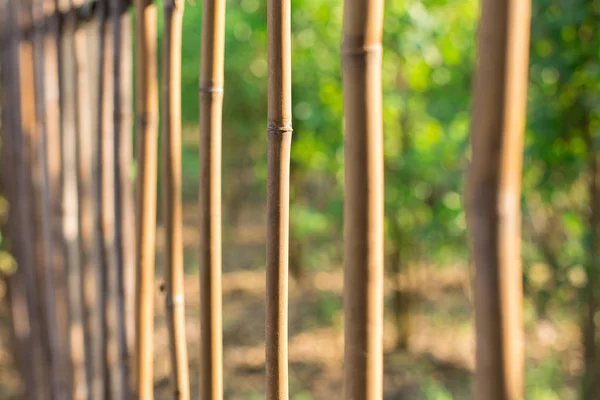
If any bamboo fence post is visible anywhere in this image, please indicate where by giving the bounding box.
[198,0,226,395]
[265,0,292,393]
[114,1,137,386]
[43,0,73,393]
[73,1,99,393]
[466,0,531,398]
[94,0,115,396]
[14,0,50,396]
[134,0,159,397]
[57,0,88,396]
[162,0,191,399]
[30,0,68,396]
[0,2,35,394]
[340,0,385,396]
[111,0,134,397]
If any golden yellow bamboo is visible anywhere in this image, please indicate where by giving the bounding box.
[162,0,190,398]
[340,0,385,396]
[198,0,226,395]
[265,0,292,395]
[466,0,531,399]
[134,0,159,397]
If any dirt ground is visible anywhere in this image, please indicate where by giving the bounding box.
[0,202,584,399]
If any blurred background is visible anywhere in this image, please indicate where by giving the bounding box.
[1,0,599,398]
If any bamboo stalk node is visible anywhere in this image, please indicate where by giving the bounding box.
[165,294,185,308]
[136,112,157,129]
[267,121,293,134]
[164,0,184,11]
[199,85,224,93]
[341,42,382,56]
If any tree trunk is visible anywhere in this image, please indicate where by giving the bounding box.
[466,0,531,398]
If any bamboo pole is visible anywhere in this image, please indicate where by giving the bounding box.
[198,0,226,395]
[13,0,50,397]
[265,0,292,394]
[162,0,191,399]
[0,2,35,394]
[94,0,115,396]
[73,0,99,394]
[340,0,385,396]
[114,2,137,388]
[466,0,531,398]
[111,0,134,397]
[30,0,69,396]
[43,0,74,393]
[134,0,159,397]
[57,0,88,397]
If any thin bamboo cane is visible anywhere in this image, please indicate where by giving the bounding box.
[162,1,191,399]
[73,1,98,394]
[466,0,531,399]
[111,0,134,397]
[94,1,114,396]
[0,3,35,394]
[44,0,74,393]
[198,0,226,395]
[57,0,88,397]
[13,0,50,397]
[265,0,292,394]
[31,0,68,396]
[340,0,385,395]
[134,0,159,397]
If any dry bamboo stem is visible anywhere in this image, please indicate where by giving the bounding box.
[94,1,114,396]
[341,0,385,396]
[162,0,191,399]
[0,2,36,394]
[266,0,292,394]
[198,0,226,395]
[73,2,98,394]
[57,0,88,396]
[46,0,74,394]
[111,0,134,397]
[31,0,68,396]
[134,0,159,397]
[14,0,50,397]
[113,0,137,388]
[466,0,531,399]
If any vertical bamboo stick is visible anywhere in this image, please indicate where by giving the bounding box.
[14,0,50,397]
[31,0,67,396]
[341,0,385,396]
[0,2,35,394]
[94,1,114,396]
[58,0,88,397]
[466,0,531,399]
[111,0,134,397]
[199,0,226,395]
[115,2,137,389]
[162,0,191,399]
[43,0,73,394]
[265,0,292,394]
[73,1,99,394]
[134,0,159,397]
